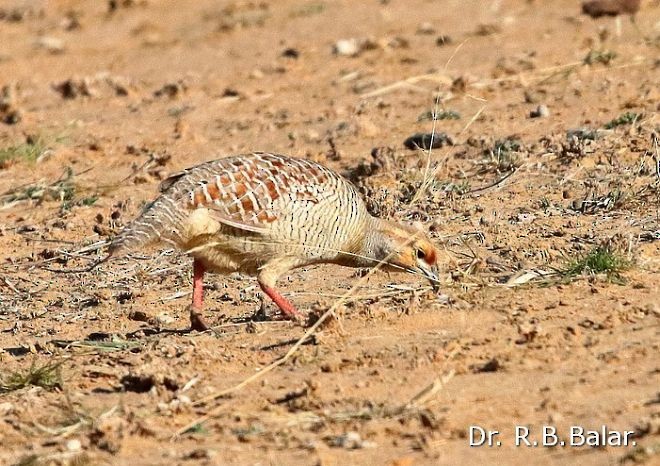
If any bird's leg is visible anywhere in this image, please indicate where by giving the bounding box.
[258,282,300,319]
[257,262,302,320]
[189,258,210,331]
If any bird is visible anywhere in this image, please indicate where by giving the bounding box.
[109,152,440,331]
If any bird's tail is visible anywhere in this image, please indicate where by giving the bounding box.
[109,194,187,256]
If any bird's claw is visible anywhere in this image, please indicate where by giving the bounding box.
[189,305,210,332]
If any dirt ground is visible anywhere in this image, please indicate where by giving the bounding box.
[1,0,659,465]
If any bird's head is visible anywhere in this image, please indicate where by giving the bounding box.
[363,219,440,290]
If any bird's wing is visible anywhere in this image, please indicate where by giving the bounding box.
[175,153,343,235]
[159,171,188,193]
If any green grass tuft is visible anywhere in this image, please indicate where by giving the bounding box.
[489,137,522,172]
[604,112,643,129]
[184,423,209,435]
[0,136,47,168]
[80,195,99,206]
[0,360,63,393]
[563,245,630,278]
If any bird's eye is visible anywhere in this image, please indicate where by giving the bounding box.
[416,249,425,260]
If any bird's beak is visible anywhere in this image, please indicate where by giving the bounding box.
[415,264,440,291]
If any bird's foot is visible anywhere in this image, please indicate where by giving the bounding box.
[279,309,305,325]
[258,283,304,324]
[275,305,307,326]
[253,300,304,324]
[188,305,210,332]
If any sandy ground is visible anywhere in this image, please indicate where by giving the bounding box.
[0,0,659,465]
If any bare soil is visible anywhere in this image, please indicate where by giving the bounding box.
[1,1,659,465]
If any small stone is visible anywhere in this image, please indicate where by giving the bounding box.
[221,87,241,98]
[304,129,321,143]
[416,22,435,35]
[582,0,640,18]
[473,358,501,373]
[403,132,454,150]
[0,101,20,125]
[53,78,95,99]
[566,326,580,337]
[383,36,409,49]
[328,431,376,449]
[128,310,149,322]
[530,104,550,118]
[474,23,501,36]
[321,362,336,373]
[435,35,453,46]
[281,48,299,59]
[35,36,65,54]
[66,439,82,452]
[60,12,81,31]
[184,448,214,460]
[333,39,361,57]
[154,81,186,99]
[154,313,176,326]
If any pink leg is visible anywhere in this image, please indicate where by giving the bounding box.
[189,259,209,331]
[192,259,205,308]
[259,282,301,319]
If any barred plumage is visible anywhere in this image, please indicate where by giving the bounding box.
[112,152,439,330]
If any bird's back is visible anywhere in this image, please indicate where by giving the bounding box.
[110,153,370,265]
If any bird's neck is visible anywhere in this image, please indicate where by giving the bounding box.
[344,216,390,267]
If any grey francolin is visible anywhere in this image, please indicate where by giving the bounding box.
[110,152,439,330]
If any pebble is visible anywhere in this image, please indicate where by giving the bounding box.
[128,310,149,322]
[333,39,361,57]
[249,69,264,79]
[329,431,376,449]
[582,0,640,18]
[155,313,176,325]
[436,35,453,46]
[184,448,215,460]
[66,439,82,452]
[282,48,299,59]
[416,22,435,35]
[35,36,65,54]
[530,104,550,118]
[403,132,454,150]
